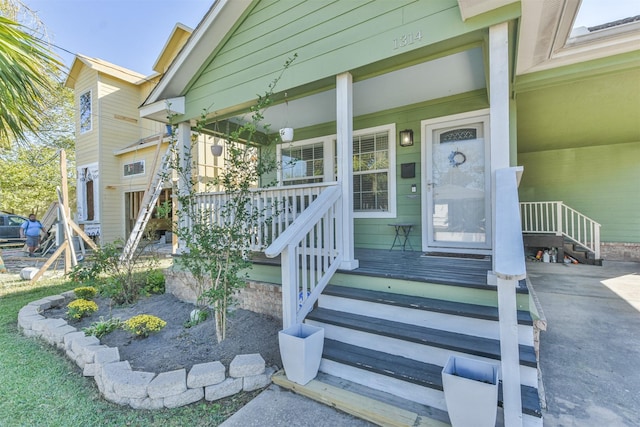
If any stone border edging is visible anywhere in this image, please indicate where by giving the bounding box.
[17,291,274,409]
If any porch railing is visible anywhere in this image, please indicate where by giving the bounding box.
[265,184,343,329]
[193,182,336,251]
[520,201,601,259]
[494,166,526,426]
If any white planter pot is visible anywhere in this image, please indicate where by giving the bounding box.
[279,127,294,143]
[278,323,324,385]
[442,355,499,427]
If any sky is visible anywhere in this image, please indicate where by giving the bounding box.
[22,0,213,76]
[19,0,640,78]
[574,0,640,28]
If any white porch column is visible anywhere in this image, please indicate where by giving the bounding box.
[336,72,359,270]
[176,121,191,253]
[490,23,523,427]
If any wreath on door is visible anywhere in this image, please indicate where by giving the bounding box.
[448,150,466,167]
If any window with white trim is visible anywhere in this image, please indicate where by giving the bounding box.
[280,141,325,185]
[351,129,392,214]
[276,125,396,218]
[79,91,92,134]
[334,125,396,218]
[124,160,145,177]
[77,163,99,222]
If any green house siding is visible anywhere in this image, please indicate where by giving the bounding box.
[516,60,640,244]
[517,66,640,153]
[263,89,489,250]
[183,0,519,120]
[352,90,489,250]
[518,141,640,243]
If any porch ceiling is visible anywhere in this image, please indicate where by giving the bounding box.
[238,48,486,133]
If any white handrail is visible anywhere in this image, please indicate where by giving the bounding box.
[193,182,336,251]
[494,166,525,427]
[265,185,343,329]
[520,201,601,259]
[495,167,526,280]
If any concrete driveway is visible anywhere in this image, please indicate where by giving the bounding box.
[527,261,640,426]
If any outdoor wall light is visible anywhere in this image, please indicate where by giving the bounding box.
[399,129,414,147]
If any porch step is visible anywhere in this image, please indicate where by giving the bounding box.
[303,282,542,426]
[522,233,602,265]
[563,241,603,266]
[321,339,542,420]
[307,307,538,370]
[324,285,533,323]
[319,285,535,346]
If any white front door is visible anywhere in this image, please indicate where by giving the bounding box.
[422,110,491,252]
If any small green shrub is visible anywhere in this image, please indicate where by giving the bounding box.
[67,299,98,320]
[68,262,103,288]
[83,317,122,338]
[69,241,160,305]
[143,269,165,295]
[184,308,208,328]
[73,286,97,300]
[123,314,166,338]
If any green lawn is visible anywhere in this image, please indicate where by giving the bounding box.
[0,278,256,426]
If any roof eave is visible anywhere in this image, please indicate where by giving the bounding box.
[139,96,186,123]
[142,0,253,111]
[517,0,640,75]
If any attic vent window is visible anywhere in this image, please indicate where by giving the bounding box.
[440,128,477,143]
[124,161,145,177]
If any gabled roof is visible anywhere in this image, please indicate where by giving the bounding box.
[143,0,510,108]
[142,0,253,106]
[65,23,194,91]
[64,54,149,89]
[151,23,193,75]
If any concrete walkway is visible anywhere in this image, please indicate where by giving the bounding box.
[528,260,640,426]
[220,384,375,427]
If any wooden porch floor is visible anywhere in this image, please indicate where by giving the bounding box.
[252,248,493,288]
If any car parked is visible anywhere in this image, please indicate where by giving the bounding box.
[0,212,28,242]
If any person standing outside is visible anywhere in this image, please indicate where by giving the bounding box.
[20,214,44,257]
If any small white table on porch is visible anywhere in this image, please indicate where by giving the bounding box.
[388,223,414,251]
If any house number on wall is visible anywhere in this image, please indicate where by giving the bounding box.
[393,31,423,49]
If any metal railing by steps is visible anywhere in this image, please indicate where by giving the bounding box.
[520,201,601,259]
[264,184,343,329]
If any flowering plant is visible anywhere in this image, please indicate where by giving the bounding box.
[123,314,167,338]
[73,286,97,300]
[67,299,98,320]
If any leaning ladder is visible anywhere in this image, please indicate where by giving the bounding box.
[120,142,173,263]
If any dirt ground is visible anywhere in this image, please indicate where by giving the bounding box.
[2,243,283,374]
[45,293,283,373]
